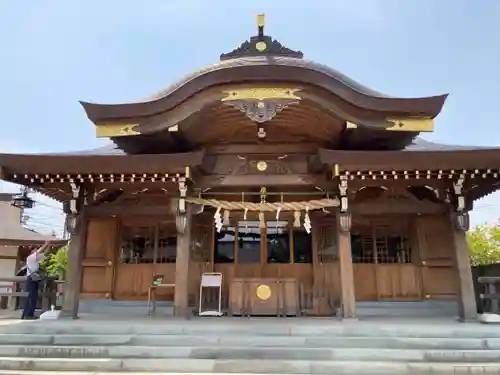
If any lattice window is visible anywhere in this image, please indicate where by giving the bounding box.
[350,221,412,264]
[119,225,157,264]
[351,235,375,263]
[375,235,412,264]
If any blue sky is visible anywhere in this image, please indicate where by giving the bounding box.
[0,0,499,236]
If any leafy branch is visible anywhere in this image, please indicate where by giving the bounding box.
[40,246,68,279]
[467,222,500,266]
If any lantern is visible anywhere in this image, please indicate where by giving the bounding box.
[65,213,78,235]
[338,212,352,233]
[11,191,35,210]
[453,211,470,232]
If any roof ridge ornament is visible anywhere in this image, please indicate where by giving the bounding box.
[220,14,303,60]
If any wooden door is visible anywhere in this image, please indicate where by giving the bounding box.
[114,224,155,300]
[351,217,422,301]
[80,218,118,299]
[416,215,457,300]
[374,233,422,300]
[314,216,340,303]
[114,221,178,301]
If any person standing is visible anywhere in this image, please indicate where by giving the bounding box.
[22,241,52,320]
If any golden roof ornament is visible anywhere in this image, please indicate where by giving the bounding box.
[220,14,303,60]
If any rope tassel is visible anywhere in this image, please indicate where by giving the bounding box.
[304,206,311,234]
[214,207,223,233]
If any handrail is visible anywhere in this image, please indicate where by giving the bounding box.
[0,277,64,311]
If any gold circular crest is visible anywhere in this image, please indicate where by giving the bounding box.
[256,161,268,172]
[255,41,267,52]
[256,101,265,109]
[256,284,271,300]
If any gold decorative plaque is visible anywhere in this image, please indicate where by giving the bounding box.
[256,161,268,172]
[256,284,271,300]
[221,87,301,101]
[95,123,140,138]
[256,41,267,52]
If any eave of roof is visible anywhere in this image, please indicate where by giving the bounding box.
[80,56,448,122]
[0,139,499,176]
[317,138,500,171]
[0,147,205,175]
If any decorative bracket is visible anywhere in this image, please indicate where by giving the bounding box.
[178,177,188,214]
[69,182,81,214]
[226,100,298,124]
[339,176,349,212]
[452,174,466,212]
[221,88,301,132]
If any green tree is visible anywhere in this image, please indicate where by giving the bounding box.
[467,222,500,266]
[41,246,68,279]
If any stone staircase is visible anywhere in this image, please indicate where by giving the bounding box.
[0,317,499,374]
[356,301,458,317]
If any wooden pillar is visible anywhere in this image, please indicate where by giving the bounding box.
[337,212,356,319]
[451,211,477,321]
[174,207,192,317]
[60,213,87,319]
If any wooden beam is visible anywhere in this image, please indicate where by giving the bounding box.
[348,179,449,190]
[207,143,318,155]
[351,201,447,215]
[174,208,192,317]
[0,166,8,180]
[196,174,330,188]
[451,216,477,322]
[337,214,356,319]
[307,153,324,173]
[60,212,87,319]
[86,204,173,217]
[168,130,192,153]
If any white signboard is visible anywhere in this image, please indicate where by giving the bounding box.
[201,273,222,288]
[199,272,223,317]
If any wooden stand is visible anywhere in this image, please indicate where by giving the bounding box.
[229,278,299,316]
[148,284,175,315]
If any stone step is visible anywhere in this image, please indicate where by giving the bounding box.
[0,357,499,374]
[5,321,500,338]
[0,333,498,350]
[3,345,500,362]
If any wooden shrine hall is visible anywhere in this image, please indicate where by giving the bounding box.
[1,14,499,320]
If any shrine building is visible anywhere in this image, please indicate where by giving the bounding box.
[1,14,498,320]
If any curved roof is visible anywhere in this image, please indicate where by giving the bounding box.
[80,56,447,123]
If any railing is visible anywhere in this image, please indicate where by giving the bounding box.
[0,276,64,311]
[478,276,500,314]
